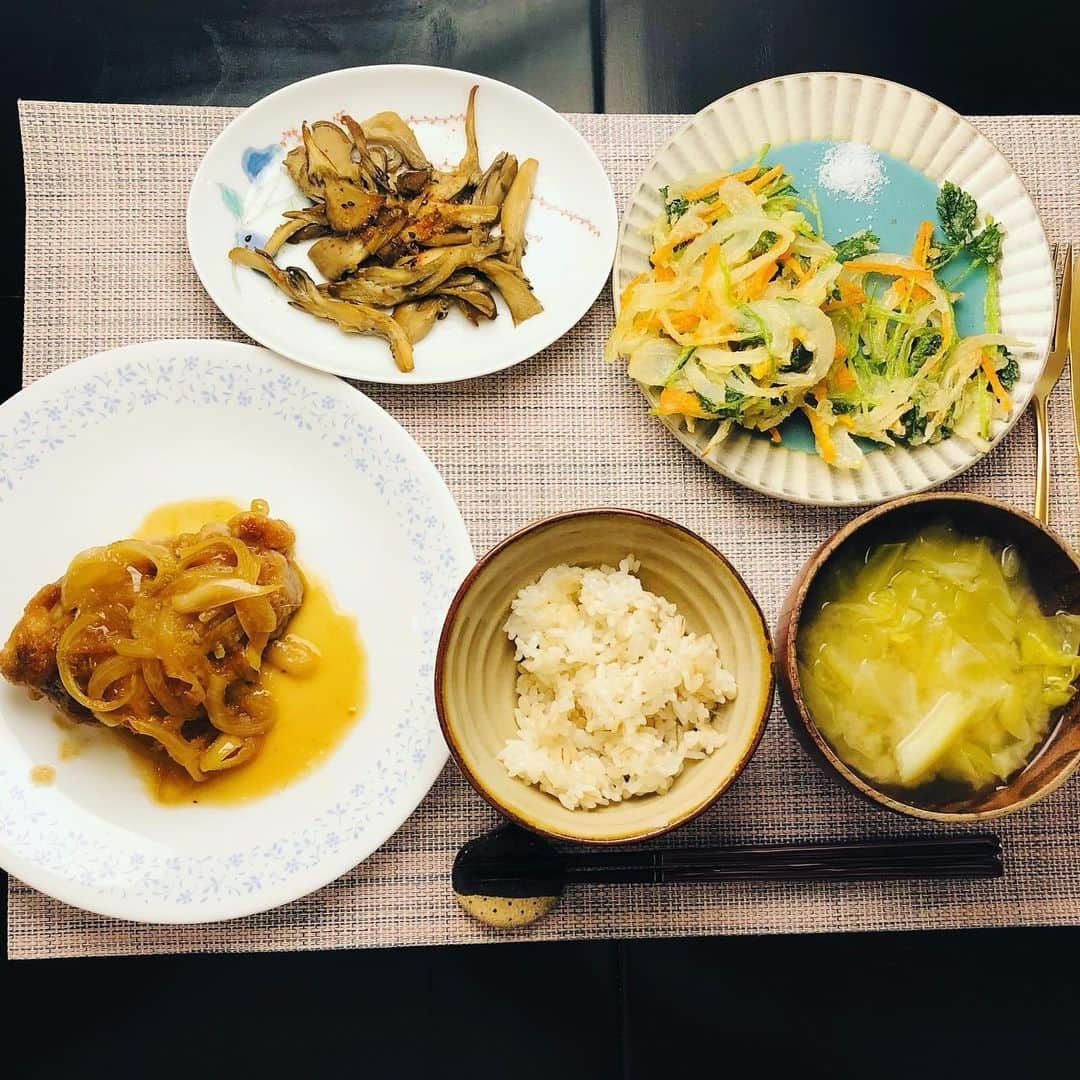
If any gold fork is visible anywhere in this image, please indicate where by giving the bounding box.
[1033,243,1073,526]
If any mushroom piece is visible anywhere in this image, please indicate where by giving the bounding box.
[301,122,342,184]
[279,205,331,245]
[418,229,473,248]
[472,152,518,209]
[395,167,432,197]
[309,121,361,182]
[227,248,414,372]
[427,85,482,202]
[283,206,329,224]
[288,223,332,244]
[263,217,313,257]
[478,257,544,325]
[321,176,384,233]
[393,297,449,343]
[427,203,500,228]
[308,205,410,280]
[394,202,499,252]
[498,157,538,269]
[284,145,322,200]
[356,111,431,171]
[319,264,435,308]
[379,147,406,174]
[459,84,481,182]
[434,271,498,322]
[263,206,328,256]
[339,114,391,192]
[329,237,502,304]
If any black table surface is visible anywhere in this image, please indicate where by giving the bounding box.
[4,4,1080,1077]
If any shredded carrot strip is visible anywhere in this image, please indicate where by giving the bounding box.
[981,349,1013,411]
[913,220,934,268]
[910,284,931,302]
[835,413,856,430]
[823,297,864,313]
[620,272,648,307]
[842,259,933,282]
[684,166,759,201]
[694,244,723,313]
[701,200,729,223]
[838,281,867,303]
[668,310,701,332]
[651,235,684,266]
[769,427,782,443]
[735,260,778,301]
[685,177,727,201]
[782,254,806,281]
[748,163,784,192]
[658,387,711,418]
[802,406,837,464]
[825,280,868,312]
[700,244,723,284]
[833,342,852,368]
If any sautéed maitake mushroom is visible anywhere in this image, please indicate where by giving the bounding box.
[228,87,543,373]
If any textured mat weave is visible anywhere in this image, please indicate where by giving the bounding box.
[10,101,1080,958]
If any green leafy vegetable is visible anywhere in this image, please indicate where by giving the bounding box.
[996,349,1019,391]
[748,230,780,260]
[908,332,943,373]
[930,183,1002,275]
[697,385,744,419]
[663,347,696,386]
[897,406,928,445]
[659,185,690,224]
[785,342,815,373]
[937,182,978,246]
[729,335,766,352]
[967,222,1003,267]
[833,229,881,263]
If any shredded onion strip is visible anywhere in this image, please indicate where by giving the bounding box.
[607,159,1027,469]
[43,500,305,781]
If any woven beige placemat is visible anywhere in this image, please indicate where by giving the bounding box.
[10,102,1080,959]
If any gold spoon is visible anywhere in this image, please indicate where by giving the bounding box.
[1033,244,1073,526]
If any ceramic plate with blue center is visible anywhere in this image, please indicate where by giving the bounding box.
[613,73,1055,506]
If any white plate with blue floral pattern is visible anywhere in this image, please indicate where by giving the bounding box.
[0,339,473,922]
[187,65,618,384]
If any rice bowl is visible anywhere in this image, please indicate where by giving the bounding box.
[500,557,738,809]
[436,508,774,844]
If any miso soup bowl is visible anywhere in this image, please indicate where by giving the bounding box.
[777,492,1080,822]
[436,509,774,844]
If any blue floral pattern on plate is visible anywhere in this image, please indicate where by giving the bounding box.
[0,343,471,917]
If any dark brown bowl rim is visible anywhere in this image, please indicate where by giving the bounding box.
[781,491,1080,822]
[435,507,776,845]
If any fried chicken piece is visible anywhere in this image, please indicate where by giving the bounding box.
[0,502,306,778]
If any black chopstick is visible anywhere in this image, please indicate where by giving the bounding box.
[473,834,1003,886]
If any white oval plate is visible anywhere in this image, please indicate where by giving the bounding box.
[188,65,618,385]
[613,73,1055,506]
[0,340,473,922]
